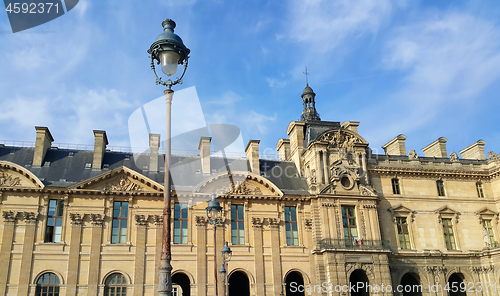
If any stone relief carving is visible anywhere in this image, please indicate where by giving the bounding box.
[359,184,377,197]
[150,215,163,225]
[308,169,317,185]
[23,211,39,224]
[449,151,459,162]
[321,129,362,153]
[471,266,495,274]
[251,217,264,228]
[304,218,313,230]
[489,151,497,159]
[195,215,207,226]
[135,214,148,226]
[2,210,19,223]
[89,214,105,226]
[408,149,418,160]
[267,218,280,228]
[216,180,266,196]
[0,172,22,187]
[346,263,373,275]
[103,176,143,191]
[69,213,85,226]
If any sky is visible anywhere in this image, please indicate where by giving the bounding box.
[1,0,500,159]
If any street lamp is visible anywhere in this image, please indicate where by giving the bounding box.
[206,193,223,296]
[148,18,190,296]
[221,241,232,296]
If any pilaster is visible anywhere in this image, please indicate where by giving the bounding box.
[17,211,38,296]
[0,211,18,296]
[252,217,265,296]
[195,216,207,296]
[134,215,148,296]
[269,218,282,296]
[87,214,104,296]
[66,213,85,296]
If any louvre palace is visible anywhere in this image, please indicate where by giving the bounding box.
[0,84,499,296]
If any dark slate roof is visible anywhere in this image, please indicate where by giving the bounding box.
[304,121,340,148]
[0,146,310,195]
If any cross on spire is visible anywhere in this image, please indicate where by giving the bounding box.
[303,66,309,85]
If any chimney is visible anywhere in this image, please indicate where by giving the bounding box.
[460,140,486,160]
[92,130,108,170]
[382,134,407,156]
[276,138,290,161]
[245,140,260,175]
[33,126,54,167]
[341,121,360,133]
[149,134,161,172]
[198,137,212,174]
[422,137,447,158]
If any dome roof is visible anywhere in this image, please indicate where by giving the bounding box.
[302,84,315,98]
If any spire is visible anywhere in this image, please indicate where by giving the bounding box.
[300,68,320,121]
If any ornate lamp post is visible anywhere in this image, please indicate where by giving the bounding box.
[148,19,190,296]
[206,193,223,296]
[219,264,226,296]
[221,241,232,296]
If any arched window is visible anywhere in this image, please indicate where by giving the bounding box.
[35,272,60,296]
[104,273,127,296]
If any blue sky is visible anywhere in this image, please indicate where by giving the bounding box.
[1,0,500,158]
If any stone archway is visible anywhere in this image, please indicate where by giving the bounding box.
[400,273,422,296]
[447,273,466,296]
[284,271,305,296]
[349,269,369,296]
[228,271,250,296]
[172,272,191,296]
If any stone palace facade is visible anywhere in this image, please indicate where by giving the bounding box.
[0,84,499,296]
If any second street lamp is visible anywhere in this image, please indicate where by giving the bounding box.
[221,241,232,296]
[206,193,223,296]
[148,18,190,296]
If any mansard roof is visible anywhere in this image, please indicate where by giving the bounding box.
[0,145,309,195]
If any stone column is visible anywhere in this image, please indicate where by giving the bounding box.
[269,218,282,296]
[66,214,85,296]
[252,217,265,296]
[87,214,104,296]
[196,216,208,296]
[0,211,18,296]
[17,212,39,296]
[151,215,163,296]
[134,215,148,296]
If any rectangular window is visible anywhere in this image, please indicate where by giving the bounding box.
[342,206,358,244]
[285,206,298,246]
[392,178,401,194]
[231,205,245,245]
[174,203,188,244]
[442,218,456,250]
[436,181,445,196]
[476,183,484,198]
[396,217,411,249]
[483,220,495,245]
[45,199,64,243]
[112,201,128,244]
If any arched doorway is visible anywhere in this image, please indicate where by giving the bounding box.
[400,273,422,296]
[228,271,250,296]
[172,272,191,296]
[349,269,369,296]
[447,273,466,296]
[285,271,305,296]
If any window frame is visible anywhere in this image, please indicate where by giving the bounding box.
[436,180,445,196]
[44,199,64,243]
[391,178,401,195]
[482,219,495,246]
[341,205,358,244]
[35,272,60,296]
[285,206,299,246]
[173,203,188,244]
[111,201,129,244]
[396,217,411,249]
[231,204,245,245]
[476,182,485,198]
[441,218,456,250]
[104,273,127,296]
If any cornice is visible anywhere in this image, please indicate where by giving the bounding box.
[368,165,499,180]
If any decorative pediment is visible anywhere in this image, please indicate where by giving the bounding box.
[0,161,44,188]
[68,166,162,192]
[435,206,460,223]
[388,205,415,222]
[314,128,369,150]
[193,171,283,197]
[475,208,499,224]
[359,184,377,196]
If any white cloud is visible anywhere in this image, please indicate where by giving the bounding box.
[266,77,287,88]
[286,0,392,53]
[242,111,277,135]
